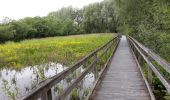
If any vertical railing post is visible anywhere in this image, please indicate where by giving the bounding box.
[41,89,52,100]
[147,53,153,85]
[133,46,136,54]
[47,89,52,100]
[110,41,113,53]
[93,53,98,80]
[105,48,108,63]
[138,55,142,65]
[147,51,152,85]
[148,65,152,85]
[41,92,47,100]
[110,39,114,52]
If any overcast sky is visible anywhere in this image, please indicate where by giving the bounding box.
[0,0,103,20]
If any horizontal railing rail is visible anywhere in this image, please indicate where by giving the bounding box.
[129,37,170,74]
[128,36,170,99]
[23,34,120,100]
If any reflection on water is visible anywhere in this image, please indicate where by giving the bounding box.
[0,62,95,100]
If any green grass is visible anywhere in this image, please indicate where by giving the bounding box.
[0,33,115,69]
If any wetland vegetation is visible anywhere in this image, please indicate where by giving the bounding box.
[0,33,114,100]
[0,33,114,69]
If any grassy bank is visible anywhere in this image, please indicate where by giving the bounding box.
[0,33,115,69]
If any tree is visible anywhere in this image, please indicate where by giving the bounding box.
[113,0,170,61]
[0,24,15,42]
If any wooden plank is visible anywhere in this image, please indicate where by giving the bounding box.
[91,36,151,100]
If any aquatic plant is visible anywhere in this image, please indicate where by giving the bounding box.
[1,78,18,100]
[0,34,114,69]
[70,89,80,100]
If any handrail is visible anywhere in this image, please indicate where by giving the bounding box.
[129,36,170,74]
[23,34,120,100]
[129,46,156,100]
[86,39,119,100]
[128,36,170,96]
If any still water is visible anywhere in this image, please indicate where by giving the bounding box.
[0,62,95,100]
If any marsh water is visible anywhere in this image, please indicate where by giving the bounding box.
[0,62,95,100]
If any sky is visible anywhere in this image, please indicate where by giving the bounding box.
[0,0,104,20]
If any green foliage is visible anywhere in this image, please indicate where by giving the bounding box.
[113,0,170,62]
[70,89,80,100]
[0,24,15,42]
[82,1,117,33]
[2,78,18,100]
[0,6,84,42]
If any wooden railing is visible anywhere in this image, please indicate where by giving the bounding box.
[128,36,170,100]
[22,34,120,100]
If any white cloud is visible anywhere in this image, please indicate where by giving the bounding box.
[0,0,104,20]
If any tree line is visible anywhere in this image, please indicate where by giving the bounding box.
[0,0,117,42]
[0,0,169,62]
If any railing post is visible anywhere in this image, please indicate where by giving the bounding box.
[47,89,52,100]
[105,49,108,62]
[41,92,47,100]
[41,89,52,100]
[110,39,116,53]
[129,39,135,54]
[93,53,98,80]
[133,46,136,55]
[138,55,143,65]
[147,54,153,86]
[110,41,113,53]
[148,65,152,85]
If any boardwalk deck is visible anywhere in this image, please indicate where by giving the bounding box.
[23,35,170,100]
[91,36,151,100]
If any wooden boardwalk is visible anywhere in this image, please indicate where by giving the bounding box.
[23,35,170,100]
[91,36,151,100]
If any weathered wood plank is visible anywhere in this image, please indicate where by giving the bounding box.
[90,36,151,100]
